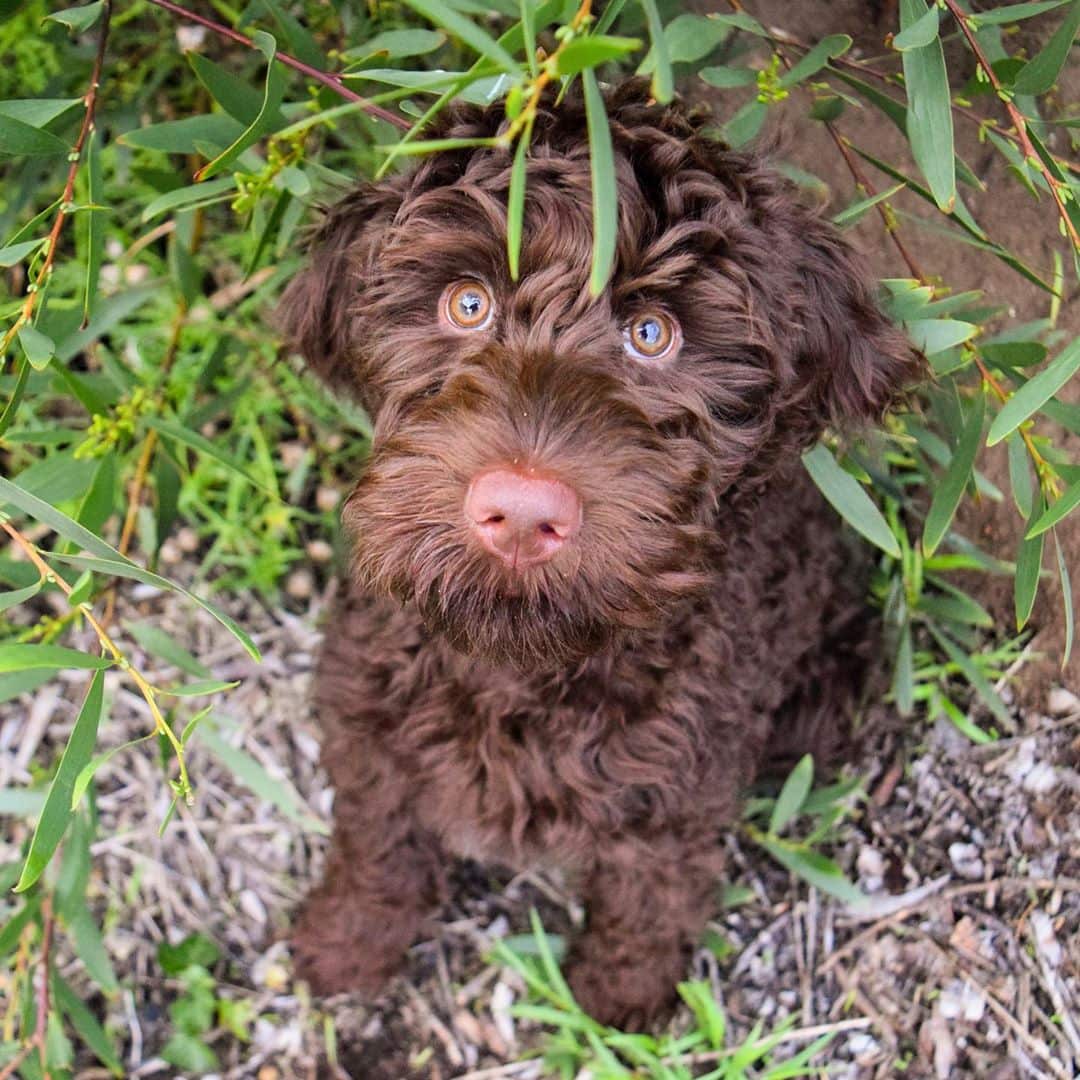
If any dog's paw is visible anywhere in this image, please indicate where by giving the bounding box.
[566,955,680,1032]
[290,895,409,998]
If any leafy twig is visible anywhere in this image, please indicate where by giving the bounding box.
[942,0,1080,255]
[0,0,113,357]
[144,0,409,131]
[0,520,192,800]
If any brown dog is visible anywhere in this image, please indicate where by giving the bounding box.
[279,82,919,1029]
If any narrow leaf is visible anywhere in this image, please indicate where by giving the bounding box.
[638,0,674,102]
[802,443,901,557]
[923,389,985,555]
[987,337,1080,445]
[1016,495,1045,629]
[1026,477,1080,537]
[15,670,105,892]
[507,122,531,281]
[1054,530,1074,666]
[769,754,813,836]
[17,325,56,370]
[1011,0,1080,93]
[0,645,110,673]
[759,839,866,906]
[900,0,956,210]
[927,624,1011,726]
[582,69,617,297]
[46,1,105,31]
[892,5,940,49]
[402,0,517,72]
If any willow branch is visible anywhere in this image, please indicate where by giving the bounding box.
[144,0,409,131]
[942,0,1080,253]
[0,0,113,357]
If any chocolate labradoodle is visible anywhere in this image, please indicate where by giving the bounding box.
[279,82,920,1028]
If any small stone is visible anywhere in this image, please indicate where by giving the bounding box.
[315,485,340,512]
[285,569,314,599]
[158,538,182,565]
[1022,761,1058,795]
[948,842,984,880]
[176,526,200,553]
[305,539,333,563]
[1047,687,1080,715]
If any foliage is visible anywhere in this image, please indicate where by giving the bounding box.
[492,910,836,1078]
[1,0,1079,1072]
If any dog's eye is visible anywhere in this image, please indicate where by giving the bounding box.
[623,312,680,363]
[443,280,494,331]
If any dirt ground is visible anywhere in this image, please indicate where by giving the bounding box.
[2,2,1079,1078]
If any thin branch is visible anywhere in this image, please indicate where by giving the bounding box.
[942,0,1080,254]
[0,0,113,357]
[144,0,409,131]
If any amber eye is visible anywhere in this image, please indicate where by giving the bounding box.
[442,280,494,330]
[623,312,680,362]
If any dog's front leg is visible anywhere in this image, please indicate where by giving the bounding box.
[566,833,724,1030]
[291,775,445,997]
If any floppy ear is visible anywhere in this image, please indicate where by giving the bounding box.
[277,184,398,392]
[789,213,923,438]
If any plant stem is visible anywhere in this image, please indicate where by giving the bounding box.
[942,0,1080,254]
[0,0,113,358]
[0,520,191,799]
[143,0,409,130]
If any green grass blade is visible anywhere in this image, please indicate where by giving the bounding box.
[638,0,673,102]
[582,69,618,298]
[507,119,532,280]
[402,0,518,72]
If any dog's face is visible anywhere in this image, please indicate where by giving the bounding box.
[281,85,919,669]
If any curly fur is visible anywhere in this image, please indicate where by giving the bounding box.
[278,81,921,1028]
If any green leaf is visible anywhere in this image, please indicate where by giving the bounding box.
[707,11,770,36]
[582,69,617,298]
[698,65,757,88]
[723,100,768,148]
[638,0,674,102]
[927,623,1011,726]
[900,0,956,211]
[0,237,47,267]
[802,443,900,558]
[892,5,940,49]
[1054,530,1074,667]
[892,620,914,716]
[981,341,1048,368]
[780,34,851,86]
[0,645,110,673]
[831,181,907,227]
[759,838,866,906]
[15,670,105,892]
[969,0,1070,25]
[341,28,446,61]
[52,553,262,663]
[1026,477,1080,537]
[141,176,238,223]
[0,669,55,705]
[1011,0,1080,94]
[528,908,576,1007]
[145,418,266,490]
[196,31,286,181]
[17,324,55,370]
[1016,495,1045,629]
[923,389,985,555]
[160,1033,218,1074]
[987,337,1080,445]
[555,35,642,77]
[0,579,44,613]
[507,121,530,281]
[198,717,328,833]
[1007,432,1035,518]
[0,476,260,661]
[46,1,105,32]
[119,114,245,154]
[677,982,726,1050]
[638,13,731,71]
[188,53,271,126]
[158,932,221,976]
[402,0,517,72]
[82,126,104,324]
[53,973,123,1075]
[0,99,82,128]
[161,679,240,699]
[769,754,814,836]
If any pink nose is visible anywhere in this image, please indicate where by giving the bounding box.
[464,469,582,569]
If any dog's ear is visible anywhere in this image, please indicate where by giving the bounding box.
[787,212,923,437]
[277,184,398,391]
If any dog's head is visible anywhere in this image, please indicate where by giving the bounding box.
[280,82,920,669]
